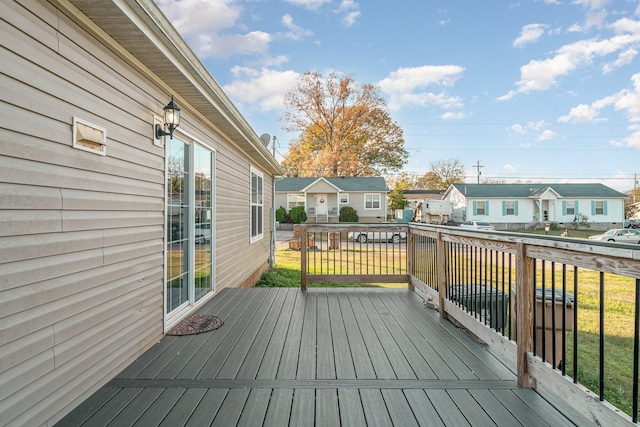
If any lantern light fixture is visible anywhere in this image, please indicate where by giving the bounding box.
[155,95,181,139]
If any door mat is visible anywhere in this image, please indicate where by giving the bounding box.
[167,314,224,336]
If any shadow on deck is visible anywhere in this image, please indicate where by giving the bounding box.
[57,288,591,426]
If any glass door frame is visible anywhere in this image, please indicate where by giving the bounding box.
[164,130,216,330]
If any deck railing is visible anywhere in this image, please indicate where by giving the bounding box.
[296,222,640,426]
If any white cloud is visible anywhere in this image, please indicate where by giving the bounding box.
[281,14,314,41]
[602,48,638,73]
[503,164,517,173]
[513,24,547,48]
[378,65,465,110]
[622,130,640,148]
[336,0,361,27]
[537,129,557,140]
[157,0,241,37]
[224,67,300,112]
[285,0,332,11]
[560,72,640,125]
[441,112,466,120]
[195,31,272,59]
[379,65,464,92]
[558,103,603,123]
[342,11,361,27]
[499,16,640,100]
[156,0,274,59]
[510,124,528,135]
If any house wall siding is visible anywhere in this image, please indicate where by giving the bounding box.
[1,1,273,425]
[1,3,166,425]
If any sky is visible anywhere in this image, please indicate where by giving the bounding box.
[155,0,640,192]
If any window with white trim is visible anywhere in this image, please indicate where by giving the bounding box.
[594,200,604,215]
[566,201,575,215]
[476,201,486,215]
[251,167,263,241]
[340,193,349,204]
[287,194,305,210]
[505,201,515,215]
[365,193,380,210]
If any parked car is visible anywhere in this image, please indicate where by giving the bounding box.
[589,228,640,243]
[195,223,212,243]
[459,221,495,231]
[347,230,406,244]
[624,219,640,229]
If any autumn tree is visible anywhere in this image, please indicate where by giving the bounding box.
[416,159,465,190]
[415,171,445,190]
[280,72,408,177]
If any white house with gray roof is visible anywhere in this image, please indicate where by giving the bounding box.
[443,183,627,230]
[275,177,389,222]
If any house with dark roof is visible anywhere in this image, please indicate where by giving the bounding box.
[275,177,389,222]
[443,183,627,230]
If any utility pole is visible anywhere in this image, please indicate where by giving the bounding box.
[634,173,637,204]
[473,160,484,184]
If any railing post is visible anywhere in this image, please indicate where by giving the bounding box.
[300,225,307,290]
[436,231,447,319]
[516,242,536,388]
[407,227,414,291]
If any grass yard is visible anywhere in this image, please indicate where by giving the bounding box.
[256,248,407,288]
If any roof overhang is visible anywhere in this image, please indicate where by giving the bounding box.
[60,0,282,175]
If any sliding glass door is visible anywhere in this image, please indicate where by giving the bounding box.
[166,136,214,318]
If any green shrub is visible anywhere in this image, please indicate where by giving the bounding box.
[289,205,307,224]
[339,206,359,222]
[275,206,286,223]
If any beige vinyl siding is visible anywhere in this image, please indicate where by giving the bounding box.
[1,2,166,425]
[214,145,273,290]
[1,1,277,425]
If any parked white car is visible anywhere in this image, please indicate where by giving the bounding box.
[347,230,406,244]
[589,229,640,243]
[195,223,212,243]
[460,221,495,231]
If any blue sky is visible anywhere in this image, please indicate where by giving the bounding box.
[156,0,640,192]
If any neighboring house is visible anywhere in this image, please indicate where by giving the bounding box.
[443,183,627,230]
[0,1,281,425]
[275,177,389,222]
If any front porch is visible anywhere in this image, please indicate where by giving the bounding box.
[58,287,589,426]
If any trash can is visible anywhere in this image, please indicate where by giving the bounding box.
[449,284,509,330]
[535,288,574,365]
[329,232,340,250]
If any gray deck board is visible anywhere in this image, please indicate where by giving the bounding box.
[57,288,589,427]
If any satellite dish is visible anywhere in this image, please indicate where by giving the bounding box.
[259,133,271,146]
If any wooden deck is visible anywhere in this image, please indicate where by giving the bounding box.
[57,288,589,426]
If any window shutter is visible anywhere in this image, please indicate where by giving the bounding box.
[473,201,477,215]
[591,201,596,215]
[502,201,506,216]
[562,201,567,215]
[514,201,519,216]
[604,201,608,215]
[575,200,579,214]
[485,201,489,216]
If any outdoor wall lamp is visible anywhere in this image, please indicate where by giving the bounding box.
[155,95,181,139]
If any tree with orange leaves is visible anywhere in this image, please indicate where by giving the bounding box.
[279,72,407,177]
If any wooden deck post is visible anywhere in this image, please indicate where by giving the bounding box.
[300,225,307,290]
[436,231,447,320]
[516,242,536,388]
